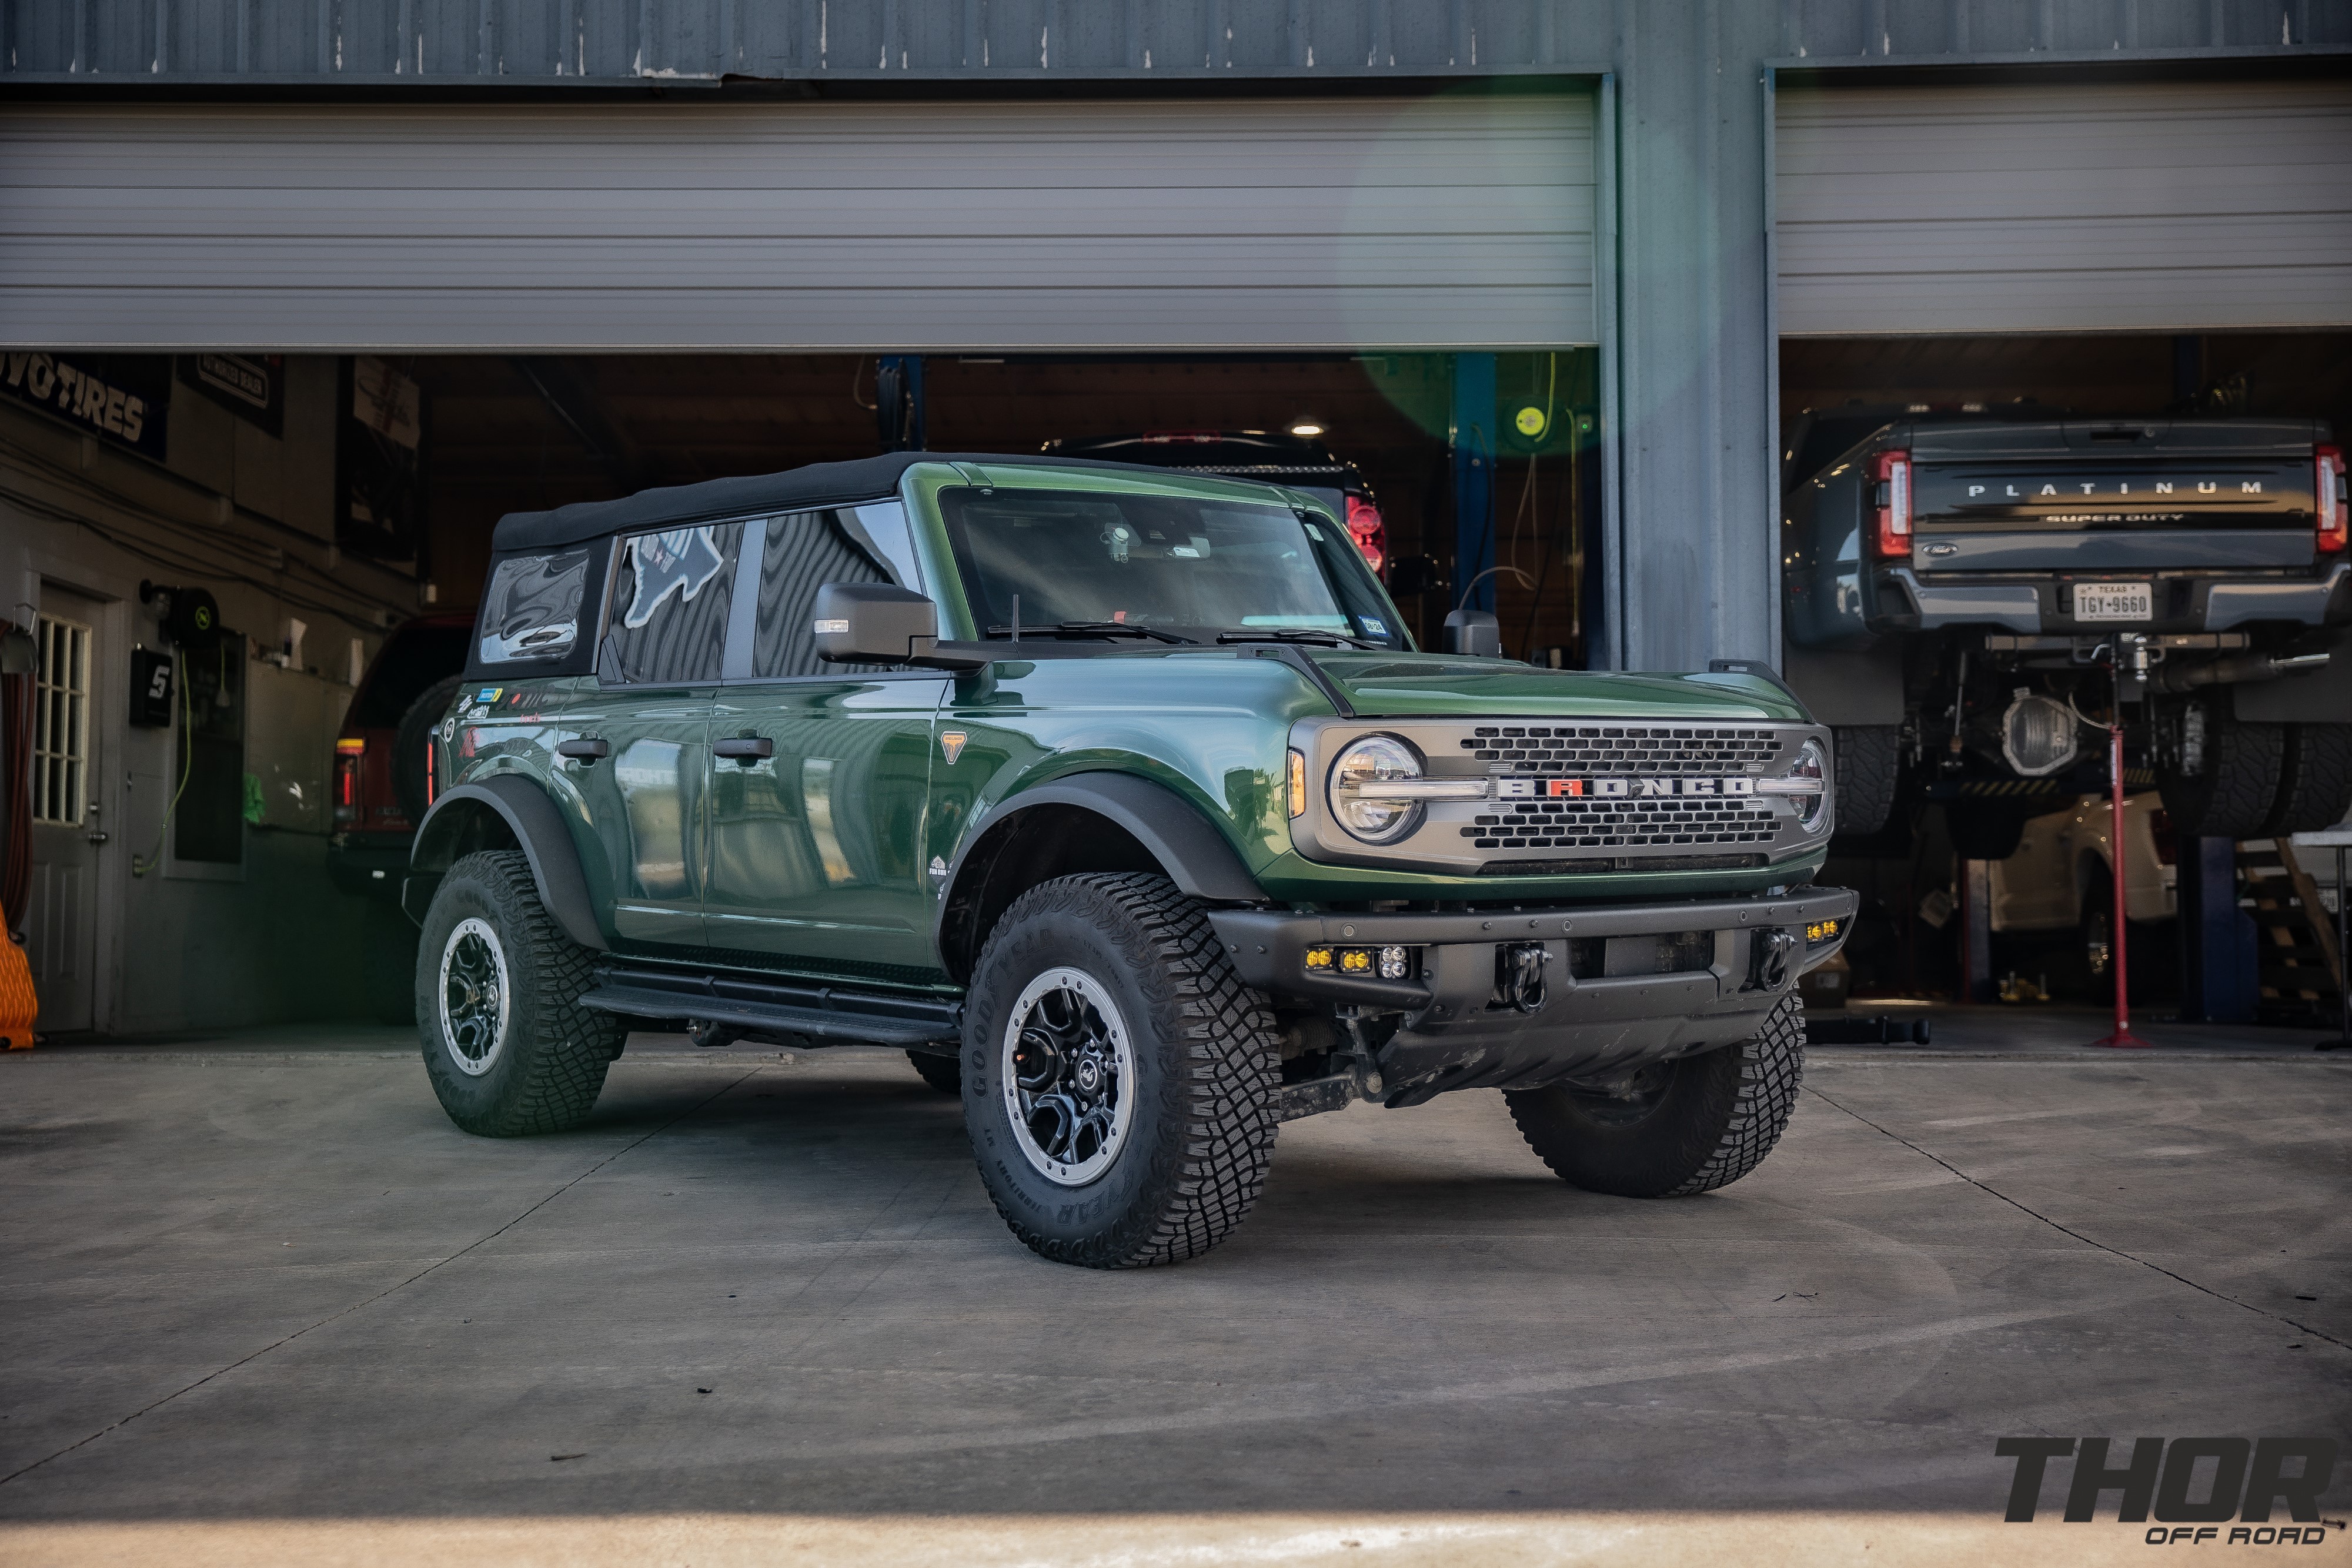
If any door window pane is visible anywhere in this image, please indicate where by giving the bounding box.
[33,613,90,826]
[602,523,744,684]
[751,509,914,679]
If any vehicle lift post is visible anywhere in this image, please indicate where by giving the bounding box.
[2092,638,2154,1048]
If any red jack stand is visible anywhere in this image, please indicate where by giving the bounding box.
[2090,714,2154,1049]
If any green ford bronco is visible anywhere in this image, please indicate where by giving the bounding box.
[407,453,1856,1267]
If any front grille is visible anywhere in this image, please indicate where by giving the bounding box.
[1462,795,1779,852]
[1462,724,1779,775]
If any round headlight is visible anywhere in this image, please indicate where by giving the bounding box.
[1328,734,1425,844]
[1787,737,1829,833]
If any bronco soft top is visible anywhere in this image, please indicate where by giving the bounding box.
[490,451,1222,552]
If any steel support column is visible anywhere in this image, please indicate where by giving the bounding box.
[1451,352,1496,614]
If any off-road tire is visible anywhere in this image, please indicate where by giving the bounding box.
[1505,994,1806,1198]
[1831,724,1901,841]
[2160,711,2284,841]
[962,872,1281,1268]
[393,674,467,826]
[906,1048,963,1095]
[2263,722,2352,836]
[417,850,621,1136]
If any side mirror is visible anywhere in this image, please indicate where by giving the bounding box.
[813,583,987,671]
[1443,609,1502,657]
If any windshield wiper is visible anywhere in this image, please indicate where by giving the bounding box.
[1215,628,1381,650]
[984,621,1197,645]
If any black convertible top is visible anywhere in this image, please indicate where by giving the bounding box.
[490,451,1240,552]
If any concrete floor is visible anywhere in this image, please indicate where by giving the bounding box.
[1,1011,2346,1563]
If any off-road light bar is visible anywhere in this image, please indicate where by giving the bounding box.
[1806,918,1841,943]
[1305,945,1416,981]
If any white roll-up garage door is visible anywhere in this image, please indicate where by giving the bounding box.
[0,94,1594,353]
[1776,78,2352,336]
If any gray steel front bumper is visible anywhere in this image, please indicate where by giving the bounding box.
[1207,884,1857,1101]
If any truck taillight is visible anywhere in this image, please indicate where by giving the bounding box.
[1345,494,1388,577]
[334,737,363,824]
[1872,450,1912,559]
[2149,809,2177,868]
[2317,444,2347,554]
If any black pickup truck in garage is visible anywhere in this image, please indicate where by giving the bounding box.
[1780,415,2350,851]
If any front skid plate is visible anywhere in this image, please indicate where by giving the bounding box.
[1210,885,1855,1101]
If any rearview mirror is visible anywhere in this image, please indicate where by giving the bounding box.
[813,583,986,671]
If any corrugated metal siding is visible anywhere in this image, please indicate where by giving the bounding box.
[0,94,1596,352]
[1776,79,2352,335]
[5,0,2337,81]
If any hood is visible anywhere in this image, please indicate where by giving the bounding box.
[1304,652,1809,722]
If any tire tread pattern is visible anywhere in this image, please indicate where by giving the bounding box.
[906,1049,963,1095]
[973,872,1281,1268]
[1506,994,1806,1197]
[1830,725,1900,840]
[1658,995,1807,1195]
[2160,713,2283,841]
[2264,722,2352,837]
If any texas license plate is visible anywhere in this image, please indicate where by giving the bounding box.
[2074,582,2152,622]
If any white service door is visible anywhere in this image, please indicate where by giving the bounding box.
[26,586,109,1034]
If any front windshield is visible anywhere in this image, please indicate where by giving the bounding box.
[937,487,1408,648]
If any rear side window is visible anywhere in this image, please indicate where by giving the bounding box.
[602,523,746,684]
[751,504,917,679]
[477,550,593,667]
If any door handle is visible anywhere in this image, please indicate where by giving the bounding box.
[557,737,612,763]
[713,735,775,765]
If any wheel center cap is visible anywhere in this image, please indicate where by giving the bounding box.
[1075,1057,1102,1093]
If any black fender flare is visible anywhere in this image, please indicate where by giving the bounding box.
[933,771,1267,969]
[405,776,607,951]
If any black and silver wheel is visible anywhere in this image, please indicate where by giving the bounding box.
[1505,994,1806,1198]
[961,872,1280,1268]
[417,850,622,1136]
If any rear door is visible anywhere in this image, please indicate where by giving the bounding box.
[704,504,947,983]
[559,523,744,950]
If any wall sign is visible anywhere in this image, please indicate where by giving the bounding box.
[177,352,283,437]
[0,352,171,461]
[129,648,175,728]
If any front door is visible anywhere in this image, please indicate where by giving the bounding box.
[704,507,947,984]
[26,586,111,1032]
